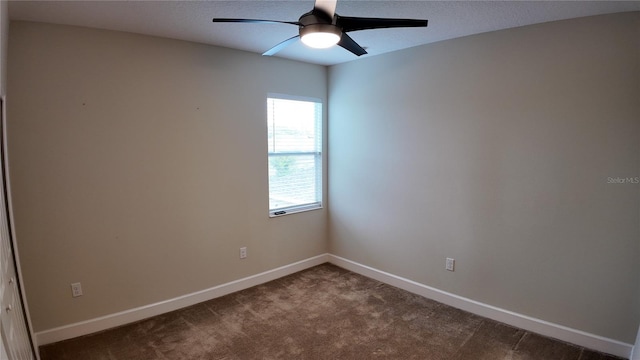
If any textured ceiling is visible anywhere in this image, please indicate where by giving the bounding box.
[8,1,640,66]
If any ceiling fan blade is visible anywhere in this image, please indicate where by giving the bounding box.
[337,16,428,32]
[337,33,367,56]
[262,35,300,56]
[313,0,337,19]
[212,18,301,26]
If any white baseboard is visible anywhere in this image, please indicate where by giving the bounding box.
[328,254,633,359]
[35,252,633,359]
[35,253,330,346]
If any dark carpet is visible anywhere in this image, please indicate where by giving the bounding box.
[39,264,625,359]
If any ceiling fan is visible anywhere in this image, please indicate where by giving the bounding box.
[212,0,428,57]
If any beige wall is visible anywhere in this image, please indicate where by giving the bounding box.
[328,12,640,343]
[7,21,328,332]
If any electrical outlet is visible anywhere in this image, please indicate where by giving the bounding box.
[71,282,83,297]
[446,258,455,272]
[239,247,247,259]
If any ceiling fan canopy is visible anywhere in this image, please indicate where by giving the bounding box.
[212,0,428,57]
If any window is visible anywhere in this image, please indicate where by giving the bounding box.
[267,95,322,216]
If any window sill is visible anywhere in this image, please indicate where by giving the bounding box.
[269,203,322,218]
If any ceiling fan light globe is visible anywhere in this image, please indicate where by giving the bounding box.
[300,24,341,49]
[301,32,340,48]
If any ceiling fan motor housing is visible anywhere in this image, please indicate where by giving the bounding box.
[298,9,342,48]
[299,9,334,26]
[300,23,341,38]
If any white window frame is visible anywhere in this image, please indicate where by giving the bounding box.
[267,93,323,217]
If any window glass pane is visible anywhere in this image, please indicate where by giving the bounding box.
[268,98,320,153]
[267,96,322,214]
[269,154,320,210]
